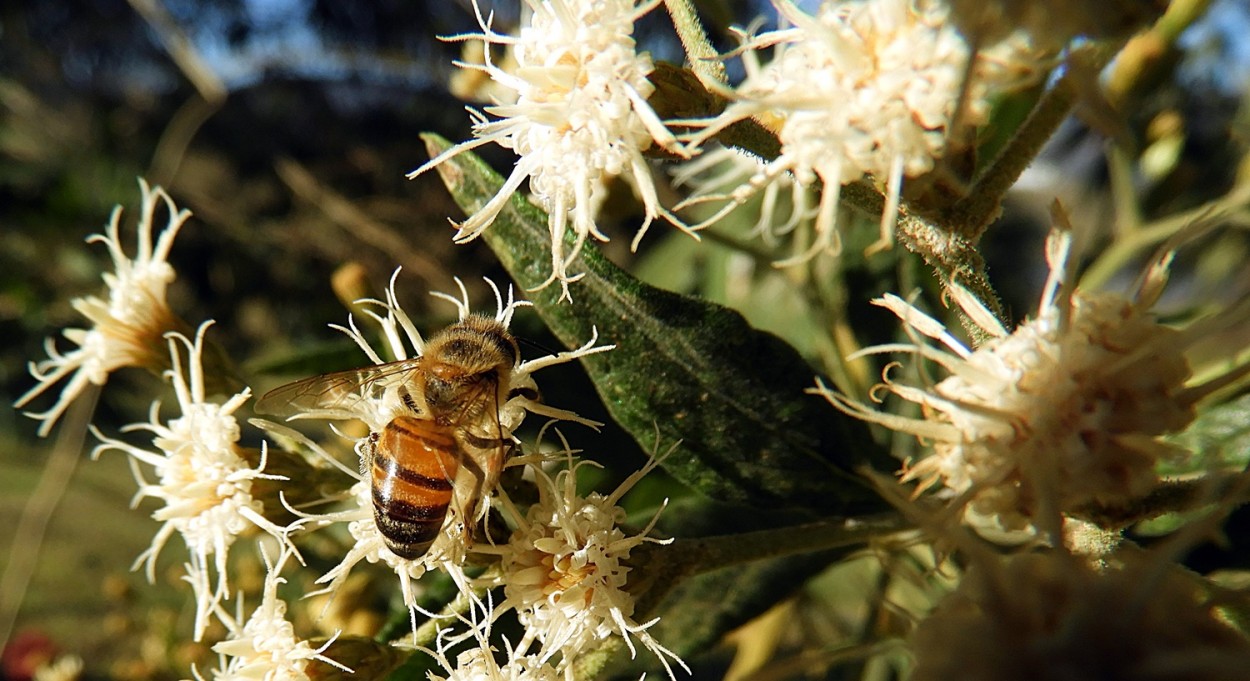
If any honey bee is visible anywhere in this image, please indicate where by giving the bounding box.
[257,315,527,560]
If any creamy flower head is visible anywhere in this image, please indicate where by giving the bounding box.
[91,321,288,640]
[17,179,190,436]
[686,0,1039,263]
[910,549,1250,680]
[280,273,612,614]
[410,0,689,301]
[208,547,350,681]
[815,224,1246,532]
[493,448,686,678]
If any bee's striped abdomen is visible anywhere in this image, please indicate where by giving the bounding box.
[372,415,460,560]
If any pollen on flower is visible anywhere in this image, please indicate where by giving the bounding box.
[409,0,690,301]
[684,0,1041,263]
[814,224,1248,532]
[492,450,686,679]
[16,178,191,436]
[207,547,350,681]
[91,321,288,640]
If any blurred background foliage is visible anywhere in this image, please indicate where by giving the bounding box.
[4,0,1250,679]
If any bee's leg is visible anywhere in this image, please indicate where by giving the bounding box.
[361,431,379,478]
[496,439,536,507]
[399,387,420,413]
[460,432,511,523]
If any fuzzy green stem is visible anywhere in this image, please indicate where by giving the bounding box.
[947,0,1211,245]
[662,0,727,89]
[1076,472,1250,529]
[944,70,1079,242]
[843,182,1006,343]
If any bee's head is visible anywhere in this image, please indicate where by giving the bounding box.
[421,315,518,420]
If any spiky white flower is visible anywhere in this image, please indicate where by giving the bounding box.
[281,273,613,615]
[16,179,190,436]
[91,321,288,640]
[687,0,1039,263]
[491,449,686,679]
[207,547,350,681]
[410,0,689,301]
[423,603,561,681]
[434,645,559,681]
[814,224,1250,532]
[670,144,814,250]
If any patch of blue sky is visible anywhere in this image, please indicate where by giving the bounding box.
[1177,0,1250,96]
[179,0,454,92]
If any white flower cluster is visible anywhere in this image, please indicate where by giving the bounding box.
[687,0,1039,262]
[17,189,678,675]
[816,224,1239,532]
[17,181,335,672]
[205,548,350,681]
[490,454,685,679]
[92,322,290,640]
[16,179,189,436]
[411,445,683,681]
[413,0,1049,296]
[411,0,688,300]
[425,608,561,681]
[910,549,1250,680]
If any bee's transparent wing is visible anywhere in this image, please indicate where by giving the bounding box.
[254,359,425,419]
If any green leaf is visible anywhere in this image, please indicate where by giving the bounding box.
[615,547,850,676]
[596,496,892,677]
[421,134,889,514]
[1166,392,1250,474]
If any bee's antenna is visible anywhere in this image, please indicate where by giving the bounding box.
[517,336,561,358]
